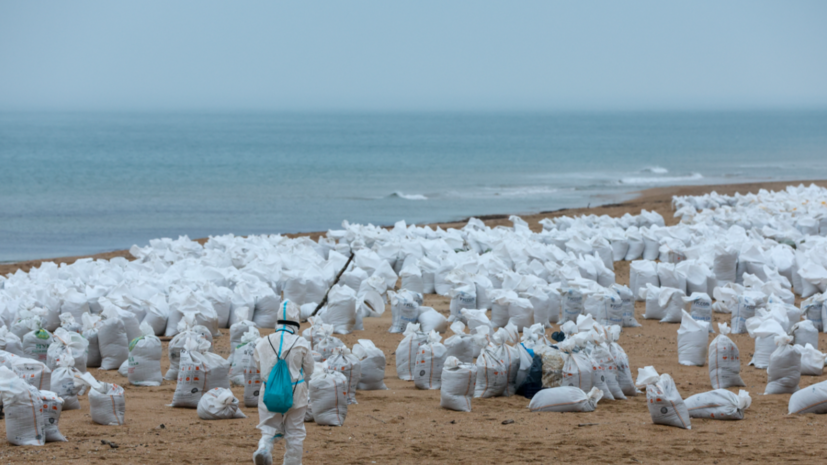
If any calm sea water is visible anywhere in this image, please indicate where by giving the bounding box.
[2,111,827,262]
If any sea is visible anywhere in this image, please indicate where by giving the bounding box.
[2,111,827,263]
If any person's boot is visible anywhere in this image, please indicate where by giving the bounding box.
[253,436,274,465]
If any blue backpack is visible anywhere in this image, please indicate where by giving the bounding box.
[262,332,300,414]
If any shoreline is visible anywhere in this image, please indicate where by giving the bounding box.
[3,178,826,276]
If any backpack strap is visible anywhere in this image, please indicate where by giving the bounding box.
[268,333,300,360]
[267,334,304,392]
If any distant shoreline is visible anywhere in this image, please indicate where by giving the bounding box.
[3,178,826,276]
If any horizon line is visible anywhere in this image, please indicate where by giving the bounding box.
[2,105,827,115]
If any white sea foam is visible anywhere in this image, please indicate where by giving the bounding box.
[488,186,559,197]
[642,166,669,174]
[390,191,428,200]
[445,186,560,199]
[619,173,703,185]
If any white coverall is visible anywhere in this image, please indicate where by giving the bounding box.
[253,316,315,465]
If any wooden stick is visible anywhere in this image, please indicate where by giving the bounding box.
[311,252,355,317]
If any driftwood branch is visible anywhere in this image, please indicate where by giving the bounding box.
[311,253,355,317]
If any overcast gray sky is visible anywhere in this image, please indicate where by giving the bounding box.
[1,1,825,111]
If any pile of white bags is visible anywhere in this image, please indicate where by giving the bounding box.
[127,322,163,386]
[636,366,691,429]
[439,356,477,412]
[197,387,247,420]
[685,389,751,420]
[352,339,387,390]
[708,323,745,389]
[677,310,709,366]
[309,364,349,426]
[528,386,603,412]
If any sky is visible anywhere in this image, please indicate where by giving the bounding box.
[1,1,826,112]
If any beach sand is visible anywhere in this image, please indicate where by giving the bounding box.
[2,179,827,464]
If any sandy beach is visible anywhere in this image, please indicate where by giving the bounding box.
[2,179,827,464]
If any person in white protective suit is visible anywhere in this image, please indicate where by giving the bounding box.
[253,301,315,465]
